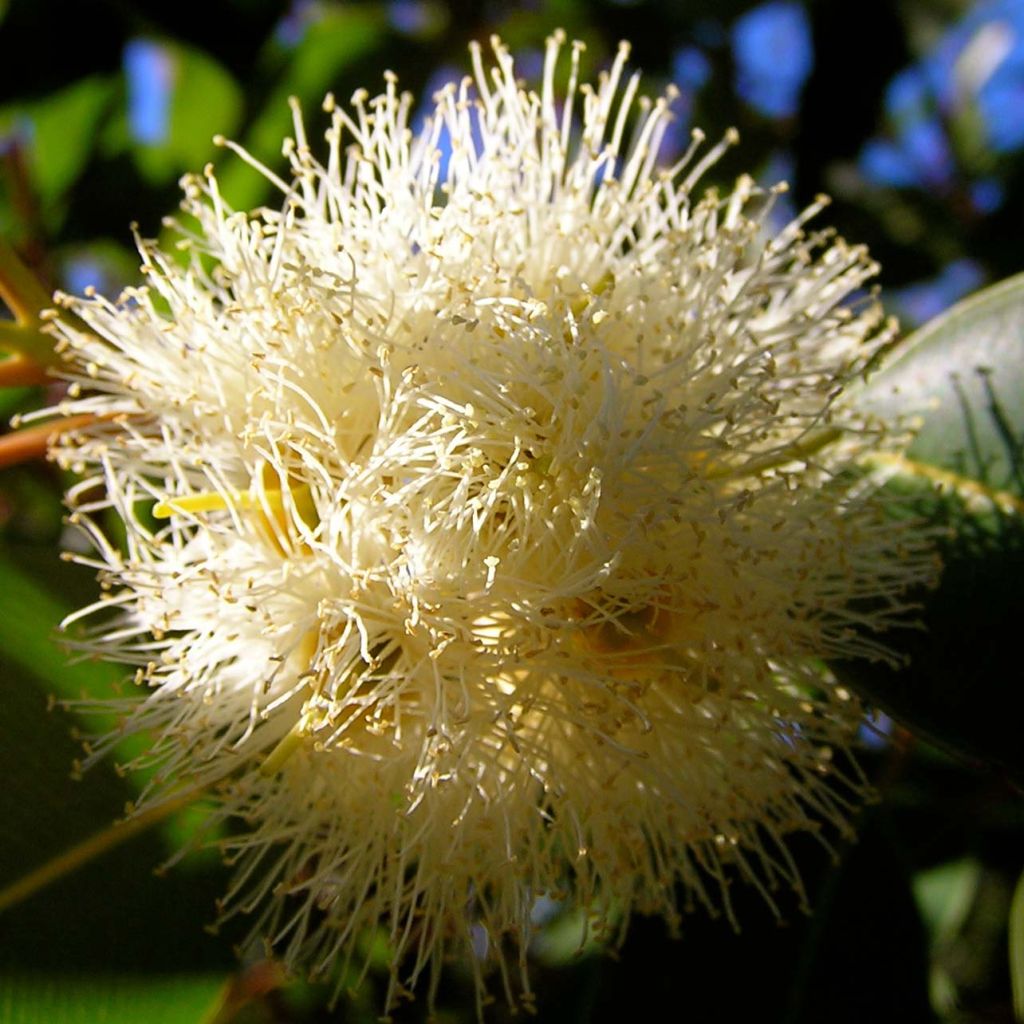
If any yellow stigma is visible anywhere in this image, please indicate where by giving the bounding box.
[153,490,249,518]
[154,467,319,554]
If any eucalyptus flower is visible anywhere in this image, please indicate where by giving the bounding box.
[49,33,934,1014]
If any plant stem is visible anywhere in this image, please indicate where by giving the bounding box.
[0,414,97,469]
[0,348,50,387]
[0,785,204,914]
[0,238,52,325]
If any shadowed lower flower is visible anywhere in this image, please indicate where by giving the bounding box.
[49,33,935,1014]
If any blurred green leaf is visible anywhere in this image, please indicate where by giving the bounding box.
[0,641,233,981]
[55,239,145,300]
[0,468,64,540]
[0,974,228,1024]
[131,42,244,186]
[839,274,1024,780]
[531,903,605,968]
[914,858,981,946]
[1012,867,1024,1024]
[0,77,115,229]
[0,386,35,420]
[0,546,218,855]
[0,646,131,889]
[1007,868,1024,1019]
[0,546,125,716]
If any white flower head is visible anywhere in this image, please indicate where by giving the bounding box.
[51,33,934,1014]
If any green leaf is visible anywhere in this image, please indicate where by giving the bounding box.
[0,77,115,230]
[839,274,1024,779]
[123,41,243,186]
[860,271,1024,496]
[0,386,37,421]
[913,858,981,946]
[1011,867,1024,1023]
[0,646,232,971]
[0,546,126,719]
[0,647,132,889]
[0,624,234,982]
[0,546,219,858]
[0,974,227,1024]
[531,903,606,968]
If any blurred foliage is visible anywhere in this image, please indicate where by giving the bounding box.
[0,0,1022,1021]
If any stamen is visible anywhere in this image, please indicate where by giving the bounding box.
[260,719,308,777]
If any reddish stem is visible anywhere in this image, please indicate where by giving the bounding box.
[0,413,96,470]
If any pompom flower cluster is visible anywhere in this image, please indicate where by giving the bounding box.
[50,34,933,1013]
